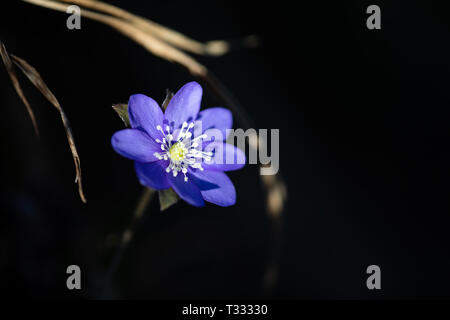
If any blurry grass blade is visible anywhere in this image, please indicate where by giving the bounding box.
[112,103,130,127]
[158,188,179,211]
[57,0,230,56]
[10,54,87,203]
[0,42,39,136]
[23,0,207,76]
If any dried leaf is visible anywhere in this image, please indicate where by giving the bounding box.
[10,54,87,203]
[158,188,179,211]
[112,103,130,127]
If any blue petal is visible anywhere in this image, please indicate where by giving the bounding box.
[189,170,236,207]
[168,173,205,207]
[135,160,170,190]
[128,94,164,140]
[111,129,160,162]
[193,107,232,141]
[164,82,202,129]
[202,142,246,171]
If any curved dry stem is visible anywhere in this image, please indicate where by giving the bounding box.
[0,42,40,136]
[11,54,87,203]
[1,41,87,203]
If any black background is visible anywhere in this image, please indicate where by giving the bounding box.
[1,0,450,299]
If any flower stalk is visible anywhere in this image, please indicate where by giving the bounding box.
[102,187,156,296]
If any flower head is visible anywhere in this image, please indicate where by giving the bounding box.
[111,82,246,207]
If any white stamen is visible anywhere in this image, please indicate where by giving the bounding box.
[154,121,214,183]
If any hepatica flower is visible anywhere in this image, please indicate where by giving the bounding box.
[111,82,246,207]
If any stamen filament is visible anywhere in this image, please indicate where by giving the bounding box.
[154,121,214,182]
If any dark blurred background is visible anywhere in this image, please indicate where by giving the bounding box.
[1,0,450,299]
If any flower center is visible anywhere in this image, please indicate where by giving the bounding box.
[153,121,213,182]
[168,142,187,162]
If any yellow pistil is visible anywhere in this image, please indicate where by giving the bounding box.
[168,142,187,162]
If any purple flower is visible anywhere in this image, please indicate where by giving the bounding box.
[111,81,246,207]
